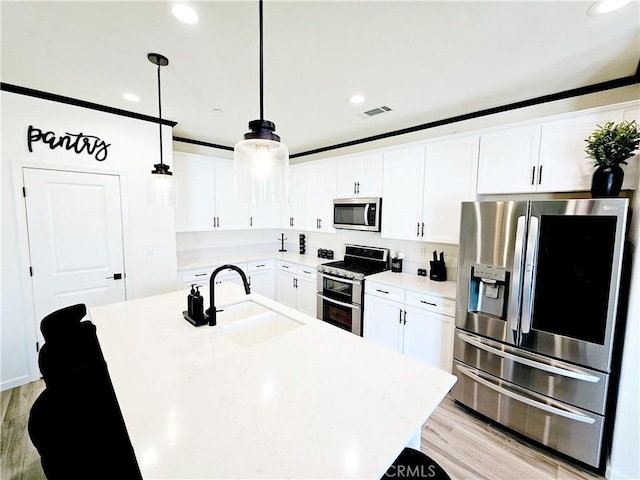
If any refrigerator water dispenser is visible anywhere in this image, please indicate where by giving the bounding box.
[469,264,508,319]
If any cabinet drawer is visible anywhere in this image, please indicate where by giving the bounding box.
[405,291,455,317]
[248,259,274,272]
[182,268,213,283]
[297,266,317,279]
[277,261,296,274]
[365,282,405,303]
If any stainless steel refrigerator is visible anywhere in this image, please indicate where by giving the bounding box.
[452,198,630,469]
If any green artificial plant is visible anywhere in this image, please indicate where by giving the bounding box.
[585,120,640,167]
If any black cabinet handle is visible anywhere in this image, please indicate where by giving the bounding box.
[421,222,424,237]
[376,289,389,294]
[531,166,536,185]
[538,165,543,185]
[420,300,437,306]
[417,222,420,236]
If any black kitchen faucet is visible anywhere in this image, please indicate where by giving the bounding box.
[206,264,251,326]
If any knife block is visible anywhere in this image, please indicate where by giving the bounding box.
[429,260,447,282]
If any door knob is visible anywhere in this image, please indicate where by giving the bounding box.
[106,273,123,280]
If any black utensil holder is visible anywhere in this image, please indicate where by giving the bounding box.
[391,259,403,273]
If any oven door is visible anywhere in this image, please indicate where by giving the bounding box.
[317,272,363,335]
[317,293,362,336]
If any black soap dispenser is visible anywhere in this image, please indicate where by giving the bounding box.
[187,284,197,318]
[192,286,204,323]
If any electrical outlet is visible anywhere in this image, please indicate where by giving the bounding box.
[420,246,426,255]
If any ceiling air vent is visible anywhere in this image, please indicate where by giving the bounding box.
[358,105,393,119]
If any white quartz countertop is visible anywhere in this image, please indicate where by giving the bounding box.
[178,251,330,271]
[90,284,456,479]
[367,271,458,300]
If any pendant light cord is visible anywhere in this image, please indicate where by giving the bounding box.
[157,63,164,166]
[259,0,264,121]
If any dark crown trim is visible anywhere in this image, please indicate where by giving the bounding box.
[0,83,177,127]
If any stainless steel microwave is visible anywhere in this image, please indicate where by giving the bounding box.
[333,197,381,232]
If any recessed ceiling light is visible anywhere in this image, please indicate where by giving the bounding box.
[122,93,140,102]
[172,4,198,24]
[588,0,631,15]
[350,94,365,104]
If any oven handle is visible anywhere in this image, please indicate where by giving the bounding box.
[458,332,600,383]
[455,364,596,424]
[316,293,361,310]
[317,272,360,285]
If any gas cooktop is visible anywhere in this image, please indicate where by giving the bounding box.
[317,245,390,281]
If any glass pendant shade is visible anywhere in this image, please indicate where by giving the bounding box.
[234,119,289,204]
[148,164,176,207]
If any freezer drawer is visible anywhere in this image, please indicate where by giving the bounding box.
[453,330,609,415]
[451,360,605,468]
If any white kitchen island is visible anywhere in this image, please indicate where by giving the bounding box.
[90,283,457,479]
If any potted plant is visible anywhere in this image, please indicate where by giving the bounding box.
[585,120,640,197]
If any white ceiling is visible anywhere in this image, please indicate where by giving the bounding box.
[2,1,639,156]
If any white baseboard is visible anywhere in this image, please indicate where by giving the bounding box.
[0,374,32,392]
[606,464,639,480]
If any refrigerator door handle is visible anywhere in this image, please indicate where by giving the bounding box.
[508,215,527,335]
[457,332,600,383]
[521,215,539,335]
[455,364,596,424]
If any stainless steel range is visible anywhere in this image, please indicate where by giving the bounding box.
[317,245,389,336]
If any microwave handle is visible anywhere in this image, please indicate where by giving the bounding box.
[363,204,370,226]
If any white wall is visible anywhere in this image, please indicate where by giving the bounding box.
[1,91,178,390]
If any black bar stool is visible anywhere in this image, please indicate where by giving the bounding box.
[382,447,451,479]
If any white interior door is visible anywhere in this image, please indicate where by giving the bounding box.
[23,168,126,344]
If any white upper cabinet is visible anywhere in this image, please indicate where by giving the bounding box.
[477,102,639,195]
[381,146,426,241]
[213,160,250,230]
[249,203,281,229]
[423,135,479,244]
[305,159,337,233]
[281,164,307,230]
[381,138,478,244]
[477,124,542,194]
[174,152,286,231]
[174,152,217,232]
[336,152,384,197]
[538,108,625,192]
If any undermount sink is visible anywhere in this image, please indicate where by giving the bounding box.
[217,301,303,347]
[215,301,270,325]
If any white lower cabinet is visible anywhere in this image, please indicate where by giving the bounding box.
[275,261,317,317]
[247,260,275,300]
[181,263,248,291]
[364,282,454,372]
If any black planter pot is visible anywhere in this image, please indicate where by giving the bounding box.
[591,164,624,198]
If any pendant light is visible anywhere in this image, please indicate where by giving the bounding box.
[234,0,289,204]
[147,52,176,207]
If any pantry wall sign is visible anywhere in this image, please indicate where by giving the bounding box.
[27,125,111,161]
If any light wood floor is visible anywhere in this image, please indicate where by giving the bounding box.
[1,379,605,480]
